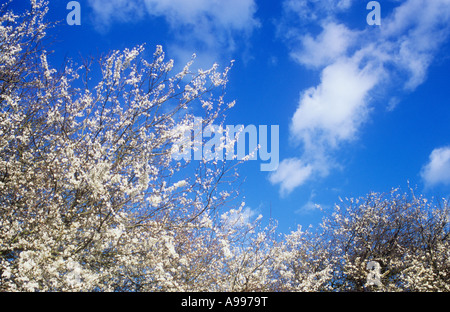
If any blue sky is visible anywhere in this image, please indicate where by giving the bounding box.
[11,0,450,233]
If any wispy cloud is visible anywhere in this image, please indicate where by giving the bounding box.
[421,147,450,187]
[289,22,358,69]
[295,190,324,214]
[281,0,354,25]
[270,0,450,195]
[291,59,379,149]
[87,0,259,66]
[87,0,146,27]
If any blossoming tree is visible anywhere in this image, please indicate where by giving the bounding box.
[0,0,245,291]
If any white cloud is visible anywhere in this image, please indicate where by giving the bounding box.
[269,158,314,196]
[381,0,450,90]
[88,0,146,27]
[421,147,450,187]
[88,0,259,66]
[296,190,324,214]
[270,59,379,195]
[143,0,259,63]
[291,59,379,148]
[270,0,450,195]
[298,200,321,213]
[290,22,357,68]
[143,0,258,31]
[296,198,327,215]
[282,0,354,23]
[386,97,400,112]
